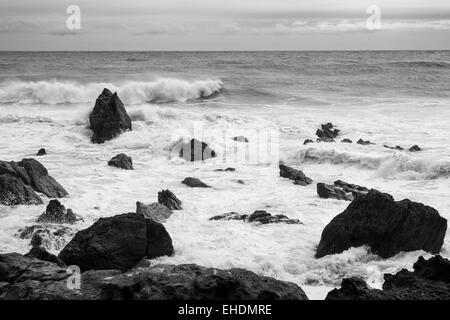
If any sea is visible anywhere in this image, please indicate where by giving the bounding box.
[0,51,449,299]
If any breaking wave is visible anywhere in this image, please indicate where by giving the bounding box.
[0,78,223,105]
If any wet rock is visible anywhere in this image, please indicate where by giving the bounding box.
[17,225,75,252]
[181,177,210,188]
[209,212,248,221]
[209,210,301,225]
[384,145,404,151]
[214,167,236,172]
[107,153,133,170]
[279,163,312,186]
[136,201,172,223]
[25,247,66,268]
[0,174,43,205]
[236,180,245,184]
[36,148,46,156]
[36,200,80,224]
[357,139,375,145]
[232,136,249,143]
[89,88,132,144]
[178,139,216,162]
[409,145,422,152]
[58,212,174,272]
[303,139,314,145]
[157,189,182,210]
[316,189,447,259]
[316,123,339,142]
[317,183,353,201]
[326,255,450,300]
[341,139,352,143]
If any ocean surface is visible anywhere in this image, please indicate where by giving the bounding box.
[0,51,449,299]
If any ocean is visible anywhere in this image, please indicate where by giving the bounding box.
[0,51,449,299]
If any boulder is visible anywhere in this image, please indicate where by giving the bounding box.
[326,255,450,300]
[209,210,301,225]
[181,177,210,188]
[136,202,172,223]
[89,88,132,144]
[36,200,80,224]
[316,123,339,142]
[157,189,182,210]
[409,145,422,152]
[0,174,43,205]
[303,139,314,145]
[107,153,133,170]
[279,163,312,186]
[58,212,173,272]
[357,139,375,145]
[317,183,353,201]
[316,189,447,259]
[232,136,249,143]
[179,139,216,162]
[36,148,46,156]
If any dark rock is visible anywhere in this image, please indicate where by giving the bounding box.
[341,139,352,143]
[181,177,210,188]
[36,200,80,224]
[58,212,174,272]
[179,139,216,162]
[357,139,375,145]
[17,225,75,252]
[317,183,353,201]
[89,88,132,144]
[303,139,314,145]
[0,161,17,176]
[316,189,447,259]
[316,123,339,142]
[214,167,236,172]
[136,201,172,223]
[157,189,182,210]
[384,145,404,151]
[107,153,133,170]
[25,247,66,268]
[209,210,301,225]
[0,174,43,205]
[333,180,369,198]
[232,136,249,143]
[326,255,450,300]
[36,148,46,156]
[409,145,422,152]
[101,264,308,300]
[279,163,312,186]
[236,180,245,184]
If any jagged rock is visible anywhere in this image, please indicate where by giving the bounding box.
[136,202,172,223]
[17,225,75,252]
[409,145,422,152]
[209,210,301,225]
[316,189,447,259]
[357,139,375,145]
[178,139,216,162]
[317,183,353,201]
[101,264,308,300]
[181,177,210,188]
[0,174,43,205]
[341,139,352,143]
[107,153,133,170]
[326,255,450,300]
[36,148,46,156]
[157,189,182,210]
[36,200,80,224]
[236,180,245,184]
[58,212,173,272]
[89,88,132,144]
[232,136,249,143]
[334,180,369,196]
[303,139,314,145]
[316,123,339,142]
[279,163,312,186]
[25,247,66,268]
[214,167,236,172]
[384,145,404,151]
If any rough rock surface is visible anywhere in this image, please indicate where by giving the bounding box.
[316,123,339,142]
[409,145,422,152]
[326,255,450,300]
[58,212,174,272]
[25,247,66,268]
[157,189,182,210]
[178,139,216,162]
[36,200,80,224]
[89,88,132,144]
[136,201,172,223]
[317,180,369,201]
[316,189,447,258]
[107,153,133,170]
[0,174,43,205]
[181,177,210,188]
[210,210,301,225]
[36,148,46,156]
[279,164,312,186]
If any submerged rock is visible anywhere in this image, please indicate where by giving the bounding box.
[178,139,216,162]
[384,145,404,151]
[181,177,210,188]
[0,174,43,206]
[356,139,375,145]
[17,224,75,252]
[157,189,182,210]
[214,167,236,172]
[409,145,422,152]
[316,189,447,259]
[58,212,174,272]
[279,163,312,186]
[89,88,132,144]
[36,200,80,224]
[107,153,133,170]
[341,138,352,143]
[232,136,249,143]
[36,148,46,156]
[136,201,172,223]
[209,210,301,225]
[326,255,450,300]
[303,139,314,145]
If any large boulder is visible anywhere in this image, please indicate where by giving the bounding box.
[279,164,312,186]
[179,139,216,162]
[316,190,447,259]
[89,88,132,144]
[107,153,133,170]
[58,212,173,272]
[36,200,80,224]
[326,255,450,300]
[0,174,43,205]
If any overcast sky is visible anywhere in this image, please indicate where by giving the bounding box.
[0,0,449,50]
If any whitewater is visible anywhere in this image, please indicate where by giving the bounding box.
[0,51,449,299]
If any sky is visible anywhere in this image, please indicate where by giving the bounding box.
[0,0,449,50]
